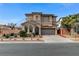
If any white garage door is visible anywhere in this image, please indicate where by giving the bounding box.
[41,28,55,35]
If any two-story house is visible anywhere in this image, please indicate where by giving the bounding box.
[21,12,57,35]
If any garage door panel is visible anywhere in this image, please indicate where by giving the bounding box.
[41,28,55,35]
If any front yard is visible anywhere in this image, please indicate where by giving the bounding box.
[0,35,74,43]
[60,34,79,41]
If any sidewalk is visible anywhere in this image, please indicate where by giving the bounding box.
[0,35,76,43]
[0,37,44,43]
[0,40,44,43]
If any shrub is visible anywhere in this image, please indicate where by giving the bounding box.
[3,34,6,37]
[5,34,10,38]
[10,33,14,36]
[32,33,35,37]
[26,33,31,37]
[19,30,27,37]
[14,34,17,38]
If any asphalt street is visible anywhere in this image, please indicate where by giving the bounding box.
[0,43,79,56]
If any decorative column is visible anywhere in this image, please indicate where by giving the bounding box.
[60,28,63,35]
[39,27,41,35]
[22,26,25,30]
[39,27,42,38]
[55,28,57,35]
[27,25,30,34]
[32,26,35,34]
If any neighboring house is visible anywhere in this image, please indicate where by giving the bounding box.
[21,12,57,35]
[57,18,62,28]
[57,18,71,35]
[56,18,62,35]
[0,25,21,35]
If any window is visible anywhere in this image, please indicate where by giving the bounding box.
[36,16,39,20]
[42,16,49,22]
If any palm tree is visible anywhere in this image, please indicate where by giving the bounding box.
[61,15,77,28]
[61,14,79,36]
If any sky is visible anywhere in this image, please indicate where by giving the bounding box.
[0,3,79,26]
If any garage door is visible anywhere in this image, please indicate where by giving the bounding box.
[41,28,55,35]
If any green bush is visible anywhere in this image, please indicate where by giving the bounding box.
[10,33,14,36]
[5,34,10,38]
[3,34,6,37]
[2,33,17,38]
[14,34,17,38]
[19,30,27,37]
[32,33,36,37]
[26,34,31,37]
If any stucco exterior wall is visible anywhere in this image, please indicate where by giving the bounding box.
[22,12,57,35]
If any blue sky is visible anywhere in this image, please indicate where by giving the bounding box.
[0,3,79,26]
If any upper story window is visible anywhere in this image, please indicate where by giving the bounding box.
[36,16,39,20]
[28,16,32,21]
[42,16,49,22]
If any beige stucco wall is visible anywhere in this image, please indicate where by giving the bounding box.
[41,16,56,27]
[23,13,57,35]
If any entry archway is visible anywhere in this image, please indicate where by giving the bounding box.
[35,26,39,35]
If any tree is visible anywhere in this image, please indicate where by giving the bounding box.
[8,23,16,30]
[61,14,79,35]
[61,14,78,28]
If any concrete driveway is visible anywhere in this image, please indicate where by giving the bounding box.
[42,35,74,43]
